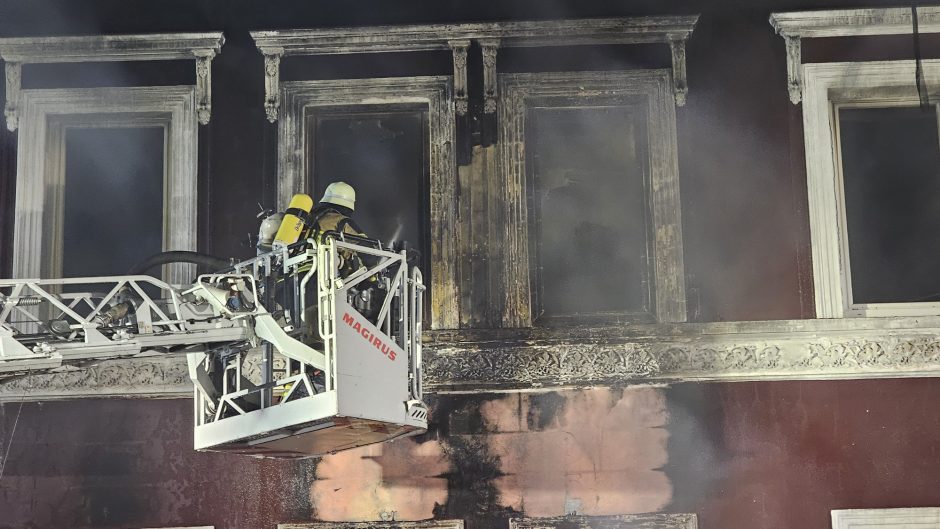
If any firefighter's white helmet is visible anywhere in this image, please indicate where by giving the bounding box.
[320,181,356,210]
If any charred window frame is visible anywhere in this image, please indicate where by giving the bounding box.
[278,521,464,529]
[525,97,656,323]
[499,70,687,326]
[305,104,433,295]
[11,86,198,285]
[277,77,458,329]
[802,61,940,318]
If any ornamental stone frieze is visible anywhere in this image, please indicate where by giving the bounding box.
[422,316,940,392]
[4,316,940,400]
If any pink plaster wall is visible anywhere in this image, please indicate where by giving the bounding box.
[311,436,449,521]
[481,388,671,516]
[307,387,671,521]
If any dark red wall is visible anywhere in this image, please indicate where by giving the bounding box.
[3,379,940,529]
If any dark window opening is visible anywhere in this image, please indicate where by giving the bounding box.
[62,127,165,280]
[838,106,940,304]
[527,102,653,322]
[306,105,431,300]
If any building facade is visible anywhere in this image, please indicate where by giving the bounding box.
[2,1,940,528]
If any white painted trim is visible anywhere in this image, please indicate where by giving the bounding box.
[771,7,940,39]
[277,76,459,329]
[11,86,198,285]
[252,17,698,54]
[802,61,940,318]
[0,33,223,128]
[831,507,940,528]
[498,69,686,325]
[769,7,940,103]
[0,33,223,63]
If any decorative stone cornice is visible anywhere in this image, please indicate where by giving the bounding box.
[251,16,698,120]
[770,7,940,38]
[251,18,699,55]
[6,316,940,400]
[423,316,940,392]
[0,32,225,129]
[769,7,940,103]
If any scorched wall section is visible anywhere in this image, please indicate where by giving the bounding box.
[3,380,940,529]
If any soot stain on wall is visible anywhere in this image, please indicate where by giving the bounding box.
[432,393,522,529]
[661,383,729,514]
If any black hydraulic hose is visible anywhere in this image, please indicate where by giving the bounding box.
[128,250,231,275]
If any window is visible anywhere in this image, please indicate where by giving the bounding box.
[278,77,458,329]
[527,102,653,321]
[61,126,165,279]
[801,60,940,317]
[12,86,198,285]
[499,70,686,326]
[831,507,940,529]
[307,106,431,280]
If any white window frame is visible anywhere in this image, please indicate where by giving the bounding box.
[11,86,198,284]
[498,69,687,326]
[832,507,940,528]
[802,60,940,318]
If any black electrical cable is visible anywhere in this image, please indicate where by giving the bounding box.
[0,369,28,483]
[913,5,930,110]
[128,250,231,275]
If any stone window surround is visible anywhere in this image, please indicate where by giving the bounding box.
[770,7,940,318]
[831,507,940,528]
[277,76,459,329]
[770,6,940,104]
[11,86,199,285]
[510,514,698,529]
[497,69,686,326]
[140,527,214,529]
[800,60,940,318]
[0,32,224,130]
[279,520,463,529]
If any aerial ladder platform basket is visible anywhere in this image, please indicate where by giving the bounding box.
[0,237,429,458]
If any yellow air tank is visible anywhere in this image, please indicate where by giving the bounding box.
[274,193,314,247]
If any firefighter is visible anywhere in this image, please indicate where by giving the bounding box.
[309,182,366,243]
[309,181,371,278]
[305,182,383,332]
